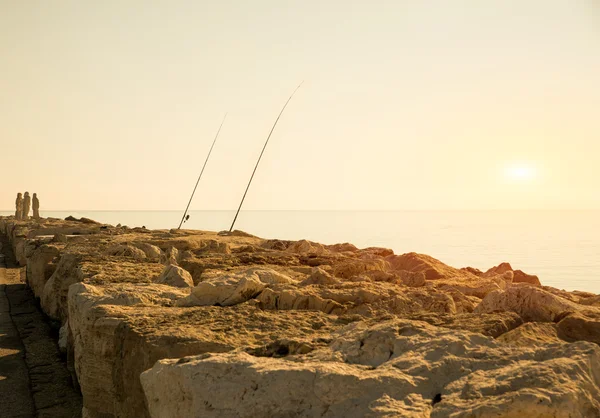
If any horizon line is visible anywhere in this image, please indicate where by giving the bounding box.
[2,208,600,212]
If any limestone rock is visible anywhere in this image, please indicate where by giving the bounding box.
[176,272,266,307]
[326,243,359,253]
[41,254,85,321]
[474,285,581,322]
[159,247,179,265]
[58,322,68,353]
[386,252,474,281]
[497,322,563,346]
[482,262,513,277]
[332,257,389,280]
[244,268,295,285]
[52,233,68,243]
[483,263,539,285]
[26,244,60,298]
[398,270,426,287]
[286,239,326,254]
[154,265,194,288]
[105,244,147,261]
[134,243,163,262]
[141,319,600,418]
[300,267,339,286]
[512,269,541,285]
[557,312,600,345]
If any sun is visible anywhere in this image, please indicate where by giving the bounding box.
[503,163,536,182]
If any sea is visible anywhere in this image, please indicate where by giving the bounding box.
[1,210,598,294]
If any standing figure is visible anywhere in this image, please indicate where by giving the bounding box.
[15,193,23,220]
[32,193,40,220]
[23,192,31,220]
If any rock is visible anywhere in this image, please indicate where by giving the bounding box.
[262,239,292,251]
[326,243,359,253]
[58,322,68,353]
[483,263,539,285]
[474,285,581,322]
[52,233,68,243]
[513,269,541,285]
[256,287,344,314]
[483,262,513,277]
[197,240,231,254]
[440,281,503,299]
[80,217,100,224]
[497,322,563,346]
[141,319,600,418]
[26,244,60,298]
[105,244,147,261]
[154,265,194,288]
[408,311,523,338]
[134,242,163,262]
[41,254,85,321]
[159,247,179,265]
[557,312,600,345]
[332,258,389,280]
[300,267,340,286]
[398,270,426,287]
[244,268,294,285]
[385,252,472,281]
[461,266,483,276]
[286,239,326,254]
[176,272,266,307]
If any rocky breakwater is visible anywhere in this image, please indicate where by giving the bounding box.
[0,215,599,417]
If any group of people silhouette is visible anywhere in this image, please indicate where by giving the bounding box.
[15,192,40,220]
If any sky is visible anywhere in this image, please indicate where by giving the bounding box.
[1,0,599,211]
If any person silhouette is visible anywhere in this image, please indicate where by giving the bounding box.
[23,192,31,220]
[32,193,40,219]
[15,193,23,220]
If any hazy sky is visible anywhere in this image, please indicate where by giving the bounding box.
[1,1,599,210]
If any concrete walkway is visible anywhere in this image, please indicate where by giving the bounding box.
[0,237,82,417]
[0,261,35,418]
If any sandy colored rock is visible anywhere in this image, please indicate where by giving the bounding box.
[26,244,60,298]
[497,322,563,346]
[512,269,541,285]
[300,267,340,285]
[135,242,163,261]
[474,285,582,322]
[557,311,600,345]
[105,244,147,261]
[141,319,600,418]
[399,270,426,287]
[177,272,266,307]
[42,254,85,321]
[1,215,597,418]
[154,264,194,288]
[159,246,179,265]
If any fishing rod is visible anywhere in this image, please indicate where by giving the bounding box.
[177,113,228,229]
[228,82,303,232]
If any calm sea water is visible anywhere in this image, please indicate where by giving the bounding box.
[2,210,598,294]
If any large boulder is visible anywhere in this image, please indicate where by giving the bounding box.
[557,312,600,345]
[134,243,163,262]
[105,244,146,261]
[141,319,600,418]
[26,244,60,298]
[154,265,194,288]
[474,285,581,322]
[176,272,266,307]
[497,322,563,346]
[512,269,541,286]
[41,254,86,321]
